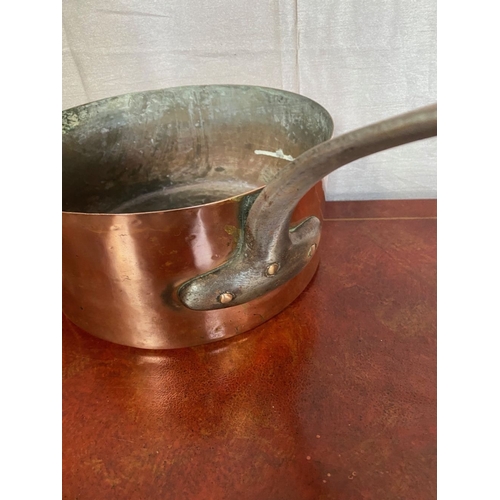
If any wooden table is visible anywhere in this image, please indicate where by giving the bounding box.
[63,200,436,500]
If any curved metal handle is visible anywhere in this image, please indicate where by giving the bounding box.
[178,104,437,310]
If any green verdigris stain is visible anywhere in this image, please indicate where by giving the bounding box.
[62,107,90,134]
[224,225,240,243]
[62,111,80,134]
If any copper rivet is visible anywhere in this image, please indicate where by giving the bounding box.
[266,262,280,276]
[217,292,234,304]
[308,244,317,257]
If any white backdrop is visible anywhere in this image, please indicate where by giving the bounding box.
[63,0,436,201]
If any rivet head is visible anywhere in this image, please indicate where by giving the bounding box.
[217,292,234,304]
[308,244,317,258]
[266,262,280,276]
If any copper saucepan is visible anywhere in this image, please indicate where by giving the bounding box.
[62,85,436,349]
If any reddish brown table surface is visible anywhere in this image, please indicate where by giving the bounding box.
[63,200,437,500]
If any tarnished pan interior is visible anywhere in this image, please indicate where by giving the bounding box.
[62,86,333,214]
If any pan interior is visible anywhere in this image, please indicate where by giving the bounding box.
[62,85,333,214]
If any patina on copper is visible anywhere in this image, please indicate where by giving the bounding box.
[62,85,436,349]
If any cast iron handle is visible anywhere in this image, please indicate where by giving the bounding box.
[178,103,437,310]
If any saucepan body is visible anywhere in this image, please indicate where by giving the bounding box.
[62,85,334,348]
